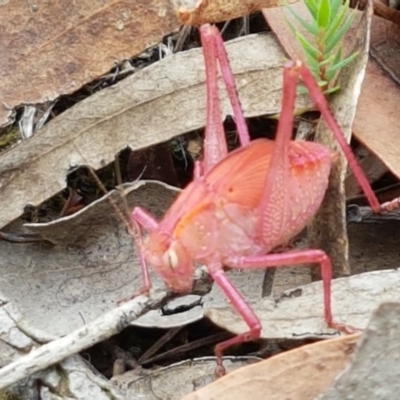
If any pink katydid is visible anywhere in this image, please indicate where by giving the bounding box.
[127,24,391,375]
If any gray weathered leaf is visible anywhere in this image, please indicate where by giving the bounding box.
[205,269,400,339]
[113,356,260,400]
[0,32,312,229]
[0,181,182,337]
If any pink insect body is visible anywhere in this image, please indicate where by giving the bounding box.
[131,24,384,374]
[144,139,331,289]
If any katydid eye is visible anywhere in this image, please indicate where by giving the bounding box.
[164,249,179,269]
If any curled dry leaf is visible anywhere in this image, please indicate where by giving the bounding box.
[0,182,187,337]
[0,0,180,127]
[0,33,313,229]
[176,0,298,25]
[182,334,361,400]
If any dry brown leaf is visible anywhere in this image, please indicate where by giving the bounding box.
[352,0,400,26]
[0,0,300,129]
[182,334,361,400]
[0,33,313,229]
[186,303,400,399]
[176,0,297,25]
[355,18,400,179]
[321,303,400,399]
[0,0,179,127]
[263,2,400,180]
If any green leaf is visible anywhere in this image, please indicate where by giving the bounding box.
[297,84,309,95]
[287,0,356,92]
[285,3,319,36]
[295,31,320,60]
[317,0,331,29]
[304,0,318,20]
[324,85,341,94]
[325,12,355,54]
[325,15,355,55]
[297,82,328,95]
[332,47,343,65]
[325,47,343,81]
[297,81,328,95]
[326,68,338,83]
[330,0,347,21]
[326,51,359,80]
[323,2,352,46]
[304,52,320,78]
[318,54,335,67]
[298,80,329,95]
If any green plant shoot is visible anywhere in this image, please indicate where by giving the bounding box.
[286,0,357,94]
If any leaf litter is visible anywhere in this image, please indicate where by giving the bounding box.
[0,32,311,229]
[0,4,400,399]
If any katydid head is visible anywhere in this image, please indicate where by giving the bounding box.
[143,230,195,293]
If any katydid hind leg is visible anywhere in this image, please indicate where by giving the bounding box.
[213,25,250,147]
[226,249,356,333]
[300,62,400,219]
[209,267,261,376]
[199,24,251,173]
[298,62,381,213]
[257,63,298,241]
[199,24,228,173]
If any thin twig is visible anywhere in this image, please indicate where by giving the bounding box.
[0,231,49,244]
[0,289,169,390]
[140,332,233,366]
[138,326,184,364]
